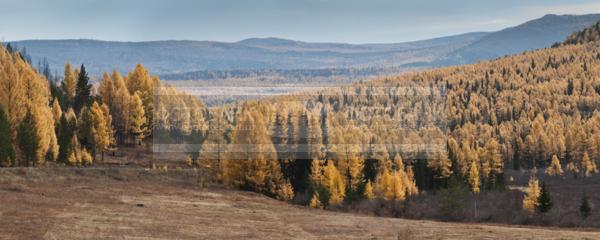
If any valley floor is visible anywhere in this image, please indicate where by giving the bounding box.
[0,168,599,240]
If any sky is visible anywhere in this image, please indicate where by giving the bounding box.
[1,0,600,44]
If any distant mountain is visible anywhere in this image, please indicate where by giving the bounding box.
[8,13,600,76]
[8,33,487,76]
[438,14,600,65]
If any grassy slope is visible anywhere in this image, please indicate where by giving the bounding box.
[0,168,598,240]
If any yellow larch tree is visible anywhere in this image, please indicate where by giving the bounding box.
[404,164,418,196]
[111,70,131,142]
[126,64,154,131]
[363,180,375,200]
[468,160,480,194]
[128,92,147,145]
[582,152,598,177]
[375,166,394,200]
[323,160,345,205]
[62,63,76,104]
[522,177,541,214]
[309,191,324,209]
[545,154,563,176]
[427,150,452,178]
[90,102,114,161]
[97,72,115,108]
[391,170,406,201]
[51,98,62,123]
[198,109,228,179]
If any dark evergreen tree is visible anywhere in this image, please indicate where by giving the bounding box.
[272,112,287,159]
[363,138,378,182]
[57,115,74,164]
[0,107,15,167]
[536,182,553,213]
[74,64,92,112]
[186,129,205,164]
[513,139,521,171]
[285,111,296,161]
[437,176,468,220]
[320,107,330,157]
[77,106,95,153]
[49,81,66,109]
[290,112,312,193]
[17,109,39,167]
[272,112,289,178]
[296,111,310,160]
[414,151,434,190]
[580,195,591,219]
[5,43,14,53]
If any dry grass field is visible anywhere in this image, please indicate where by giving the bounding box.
[0,168,599,240]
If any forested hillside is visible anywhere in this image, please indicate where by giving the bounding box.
[559,21,600,46]
[3,20,600,227]
[188,22,600,225]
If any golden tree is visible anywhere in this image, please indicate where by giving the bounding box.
[126,64,154,130]
[523,177,541,214]
[545,155,564,176]
[62,63,76,104]
[111,70,131,141]
[391,171,406,201]
[198,110,228,178]
[468,160,480,194]
[309,192,324,209]
[51,98,62,123]
[323,160,345,205]
[582,152,598,177]
[129,92,147,145]
[90,102,114,161]
[375,167,394,200]
[427,149,452,178]
[97,72,115,108]
[363,180,375,200]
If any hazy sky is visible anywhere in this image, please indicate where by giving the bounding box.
[1,0,600,43]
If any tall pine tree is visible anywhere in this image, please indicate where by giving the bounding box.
[17,109,39,166]
[536,181,553,213]
[0,106,14,167]
[57,114,75,165]
[74,64,92,113]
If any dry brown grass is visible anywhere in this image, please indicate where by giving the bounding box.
[0,168,599,240]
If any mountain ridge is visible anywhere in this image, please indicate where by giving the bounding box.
[8,13,600,75]
[437,13,600,65]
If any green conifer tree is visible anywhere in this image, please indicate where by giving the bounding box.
[17,109,39,166]
[536,182,553,213]
[0,107,15,167]
[74,65,92,112]
[580,195,591,219]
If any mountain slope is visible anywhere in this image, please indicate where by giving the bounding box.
[9,33,487,75]
[439,14,600,65]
